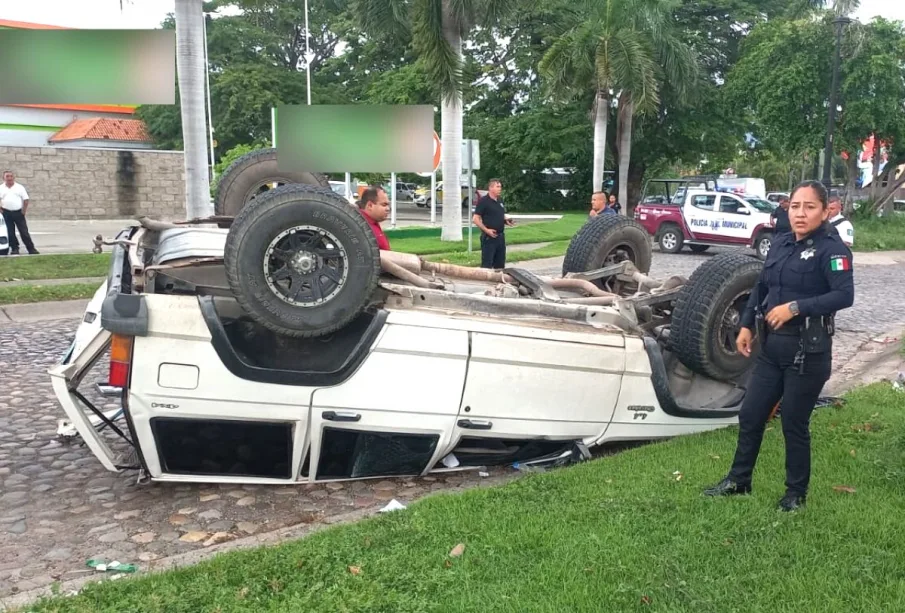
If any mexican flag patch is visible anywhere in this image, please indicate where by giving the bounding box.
[830,256,850,272]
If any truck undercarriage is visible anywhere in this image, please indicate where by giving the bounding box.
[50,185,764,485]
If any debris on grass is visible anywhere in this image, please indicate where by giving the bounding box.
[832,485,857,494]
[378,499,407,513]
[449,543,466,557]
[348,566,361,575]
[86,559,137,573]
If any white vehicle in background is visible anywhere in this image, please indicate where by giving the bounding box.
[50,186,763,486]
[0,213,8,255]
[716,177,767,199]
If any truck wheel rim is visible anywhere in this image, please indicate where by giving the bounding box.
[759,238,771,257]
[244,179,292,206]
[717,292,749,358]
[662,233,677,250]
[263,225,349,307]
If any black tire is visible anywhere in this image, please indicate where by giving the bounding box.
[670,252,763,381]
[754,232,773,260]
[563,215,653,275]
[214,148,330,217]
[224,184,380,338]
[657,224,684,254]
[689,244,710,254]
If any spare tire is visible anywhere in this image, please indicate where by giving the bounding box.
[214,148,330,217]
[224,184,380,338]
[670,252,763,381]
[562,215,653,275]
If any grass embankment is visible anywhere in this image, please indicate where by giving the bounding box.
[26,382,905,612]
[0,253,108,305]
[0,283,100,305]
[852,215,905,251]
[0,253,109,281]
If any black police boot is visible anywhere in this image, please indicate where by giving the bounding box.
[777,493,806,512]
[703,477,751,497]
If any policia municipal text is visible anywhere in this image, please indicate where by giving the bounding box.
[705,180,855,511]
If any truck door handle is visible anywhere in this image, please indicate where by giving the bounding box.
[458,419,492,430]
[322,411,361,422]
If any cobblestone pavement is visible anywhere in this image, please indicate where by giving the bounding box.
[0,319,514,598]
[1,247,903,599]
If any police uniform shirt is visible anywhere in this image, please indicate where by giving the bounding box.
[829,213,854,247]
[740,224,854,330]
[771,206,791,234]
[474,194,506,232]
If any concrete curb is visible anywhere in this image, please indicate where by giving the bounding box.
[0,299,89,324]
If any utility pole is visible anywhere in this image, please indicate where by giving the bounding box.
[822,15,851,188]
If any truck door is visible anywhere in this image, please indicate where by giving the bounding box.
[715,195,755,243]
[683,193,719,240]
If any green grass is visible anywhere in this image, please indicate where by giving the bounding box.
[25,383,905,612]
[389,213,587,256]
[0,282,100,305]
[852,216,905,251]
[0,253,109,281]
[426,240,570,267]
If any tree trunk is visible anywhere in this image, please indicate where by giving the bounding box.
[439,6,463,242]
[627,160,645,218]
[175,0,212,219]
[843,153,858,214]
[592,89,610,193]
[616,92,634,214]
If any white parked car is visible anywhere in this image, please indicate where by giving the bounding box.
[0,211,9,255]
[50,186,762,485]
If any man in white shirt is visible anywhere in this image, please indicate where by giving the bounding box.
[827,195,854,247]
[0,171,38,255]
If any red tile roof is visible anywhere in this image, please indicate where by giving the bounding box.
[0,19,67,29]
[49,118,152,143]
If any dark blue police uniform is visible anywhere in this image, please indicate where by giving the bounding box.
[709,223,854,508]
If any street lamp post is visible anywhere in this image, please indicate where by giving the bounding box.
[822,15,851,188]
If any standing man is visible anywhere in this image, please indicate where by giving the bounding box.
[827,195,854,247]
[473,178,513,269]
[607,193,622,215]
[589,192,616,218]
[771,194,791,236]
[357,185,391,250]
[0,171,38,255]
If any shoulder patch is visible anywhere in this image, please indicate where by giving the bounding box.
[830,255,851,272]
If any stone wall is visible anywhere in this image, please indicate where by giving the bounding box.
[0,145,186,220]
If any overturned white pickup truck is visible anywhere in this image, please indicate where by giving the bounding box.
[50,185,762,485]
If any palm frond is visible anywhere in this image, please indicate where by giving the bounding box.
[608,28,660,113]
[653,29,701,105]
[478,0,518,27]
[357,0,409,39]
[447,0,477,33]
[411,0,461,103]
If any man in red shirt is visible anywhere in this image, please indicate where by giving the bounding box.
[358,185,391,250]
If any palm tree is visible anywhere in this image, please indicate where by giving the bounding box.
[539,0,699,209]
[174,0,213,219]
[119,0,211,218]
[359,0,515,241]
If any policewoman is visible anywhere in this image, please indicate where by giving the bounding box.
[704,180,854,511]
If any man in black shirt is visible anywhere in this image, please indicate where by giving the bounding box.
[771,194,791,235]
[472,178,513,269]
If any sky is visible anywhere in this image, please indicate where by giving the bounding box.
[0,0,903,30]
